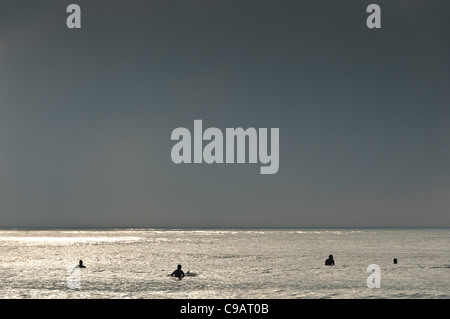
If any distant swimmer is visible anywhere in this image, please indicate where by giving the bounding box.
[325,255,335,266]
[78,260,86,268]
[393,258,398,264]
[171,264,185,279]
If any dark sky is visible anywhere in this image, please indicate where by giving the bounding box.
[0,0,449,227]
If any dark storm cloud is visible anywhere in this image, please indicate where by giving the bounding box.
[0,1,449,227]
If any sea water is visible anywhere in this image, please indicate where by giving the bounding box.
[0,228,448,299]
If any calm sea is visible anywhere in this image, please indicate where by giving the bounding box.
[0,228,448,299]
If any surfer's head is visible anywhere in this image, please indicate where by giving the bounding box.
[329,255,333,259]
[177,264,182,270]
[393,258,397,264]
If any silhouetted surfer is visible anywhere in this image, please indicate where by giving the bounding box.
[325,255,335,266]
[393,258,398,264]
[171,264,185,279]
[78,260,86,268]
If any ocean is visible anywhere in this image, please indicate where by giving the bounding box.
[0,228,448,299]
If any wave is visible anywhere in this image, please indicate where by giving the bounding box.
[0,236,142,245]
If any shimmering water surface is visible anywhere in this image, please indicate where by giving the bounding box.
[0,228,448,299]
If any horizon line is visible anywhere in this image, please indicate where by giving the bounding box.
[1,226,449,230]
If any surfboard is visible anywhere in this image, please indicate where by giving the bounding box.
[185,271,197,277]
